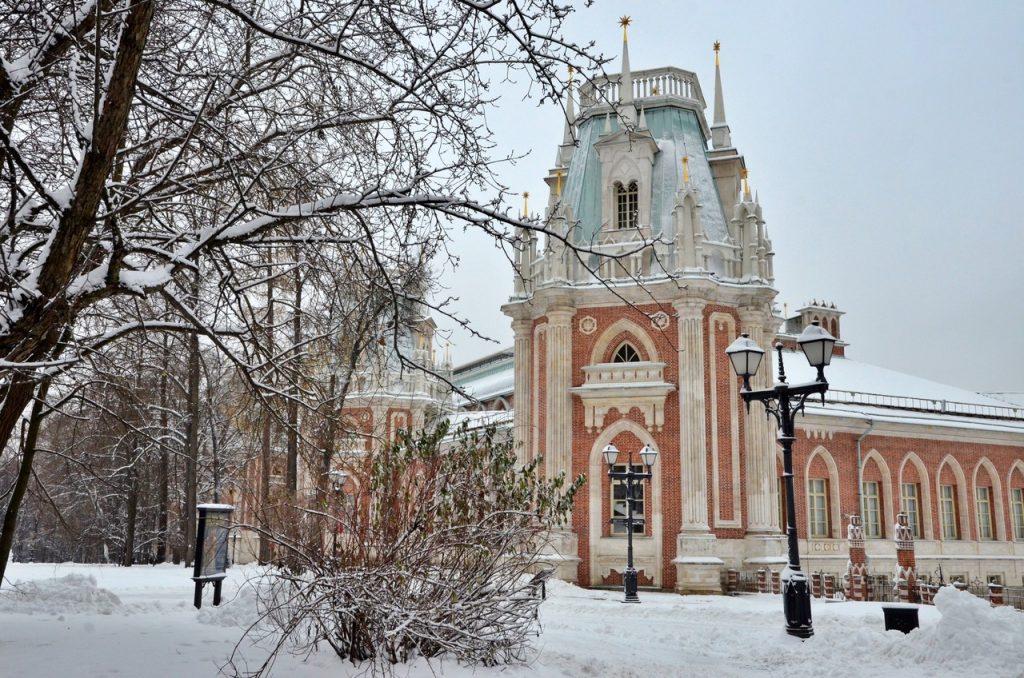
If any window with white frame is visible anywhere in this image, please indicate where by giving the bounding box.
[976,486,994,540]
[1012,488,1024,541]
[901,483,921,539]
[610,464,645,534]
[615,181,639,229]
[860,483,884,540]
[808,478,829,538]
[940,484,959,540]
[862,481,882,538]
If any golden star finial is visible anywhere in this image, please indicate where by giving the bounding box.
[713,41,721,52]
[522,191,530,217]
[619,15,631,42]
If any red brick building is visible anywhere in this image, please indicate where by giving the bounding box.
[456,36,1024,592]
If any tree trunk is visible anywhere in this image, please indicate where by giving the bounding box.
[157,335,170,562]
[286,256,302,495]
[0,379,51,586]
[184,273,200,566]
[122,461,138,566]
[258,256,274,563]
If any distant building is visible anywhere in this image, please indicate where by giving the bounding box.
[455,34,1024,592]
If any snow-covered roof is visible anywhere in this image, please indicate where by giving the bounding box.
[774,350,1015,410]
[453,347,515,404]
[446,409,514,431]
[773,350,1024,433]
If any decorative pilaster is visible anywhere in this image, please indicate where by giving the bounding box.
[894,512,917,602]
[739,307,778,533]
[545,306,575,480]
[675,299,709,531]
[845,514,868,601]
[739,307,786,567]
[673,298,722,594]
[512,318,533,464]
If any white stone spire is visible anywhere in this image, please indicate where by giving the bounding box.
[617,16,636,125]
[562,65,576,147]
[711,41,733,149]
[556,66,577,167]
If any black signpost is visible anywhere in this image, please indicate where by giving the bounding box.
[192,503,234,609]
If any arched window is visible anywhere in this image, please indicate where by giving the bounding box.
[612,342,641,363]
[616,181,638,229]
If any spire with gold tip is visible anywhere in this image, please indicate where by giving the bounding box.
[522,191,530,218]
[617,16,635,123]
[682,156,690,184]
[562,65,575,147]
[711,40,733,149]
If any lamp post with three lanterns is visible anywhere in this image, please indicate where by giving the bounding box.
[602,443,658,603]
[724,320,837,639]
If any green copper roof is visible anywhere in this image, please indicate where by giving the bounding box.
[562,106,729,246]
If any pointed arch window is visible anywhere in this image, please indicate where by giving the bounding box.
[612,342,641,363]
[616,181,639,229]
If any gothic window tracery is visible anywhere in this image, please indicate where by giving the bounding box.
[615,181,639,229]
[612,342,641,363]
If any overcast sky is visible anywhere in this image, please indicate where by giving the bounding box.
[438,0,1024,396]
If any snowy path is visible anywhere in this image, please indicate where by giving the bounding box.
[1,563,1021,677]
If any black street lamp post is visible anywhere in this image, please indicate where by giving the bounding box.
[725,320,837,639]
[603,443,658,603]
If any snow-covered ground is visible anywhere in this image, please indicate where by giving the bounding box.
[1,562,1021,677]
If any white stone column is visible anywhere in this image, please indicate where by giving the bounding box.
[673,298,722,593]
[740,307,780,533]
[675,299,710,531]
[512,318,533,464]
[545,306,575,479]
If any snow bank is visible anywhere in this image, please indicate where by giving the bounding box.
[197,579,264,628]
[0,573,122,615]
[892,586,1024,674]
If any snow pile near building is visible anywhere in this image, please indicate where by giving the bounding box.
[895,585,1024,674]
[0,573,122,615]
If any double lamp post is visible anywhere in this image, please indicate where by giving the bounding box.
[725,320,837,639]
[602,442,658,603]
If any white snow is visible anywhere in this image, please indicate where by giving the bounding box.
[1,563,1020,677]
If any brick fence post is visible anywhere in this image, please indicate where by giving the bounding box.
[823,574,835,599]
[845,514,868,601]
[810,572,822,598]
[771,570,781,594]
[988,583,1004,606]
[893,512,917,603]
[726,569,739,594]
[756,569,767,593]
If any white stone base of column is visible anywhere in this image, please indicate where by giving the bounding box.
[538,530,580,583]
[742,533,787,568]
[673,532,724,594]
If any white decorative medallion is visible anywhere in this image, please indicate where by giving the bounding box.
[650,311,670,330]
[579,316,598,335]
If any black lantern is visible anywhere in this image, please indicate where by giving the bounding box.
[796,321,836,381]
[725,333,765,390]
